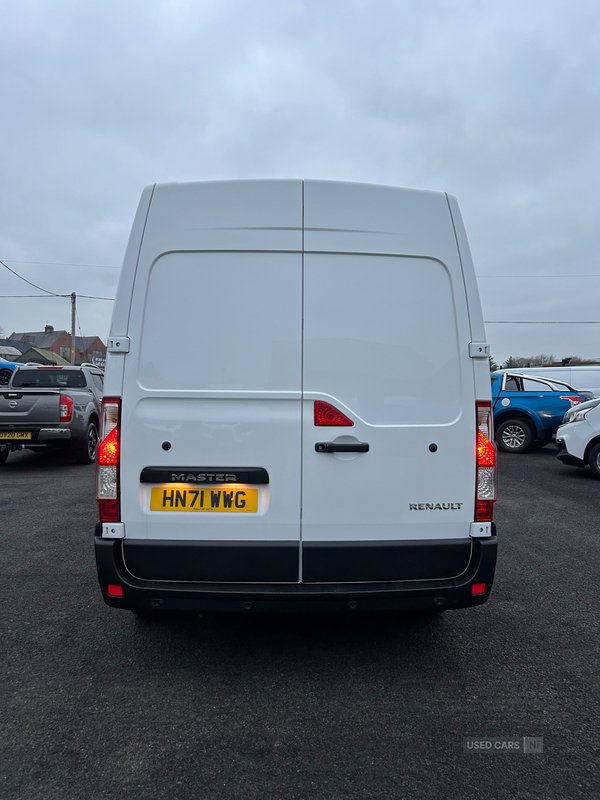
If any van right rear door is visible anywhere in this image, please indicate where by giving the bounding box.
[299,181,478,584]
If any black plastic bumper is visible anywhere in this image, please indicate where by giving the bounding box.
[95,526,498,614]
[555,439,585,468]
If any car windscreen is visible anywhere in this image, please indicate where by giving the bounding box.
[11,370,87,389]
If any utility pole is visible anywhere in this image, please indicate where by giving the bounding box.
[71,292,76,365]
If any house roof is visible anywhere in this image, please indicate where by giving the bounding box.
[76,336,101,350]
[9,332,105,352]
[0,345,22,357]
[16,347,71,365]
[0,338,33,355]
[10,330,68,348]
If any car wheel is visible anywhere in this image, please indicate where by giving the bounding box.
[75,421,99,464]
[588,442,600,479]
[0,369,12,386]
[496,419,534,453]
[0,450,8,465]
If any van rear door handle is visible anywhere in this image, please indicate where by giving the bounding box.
[315,442,369,453]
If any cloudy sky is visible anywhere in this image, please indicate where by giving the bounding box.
[1,0,599,365]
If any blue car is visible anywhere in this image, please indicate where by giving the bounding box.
[0,358,21,387]
[491,371,588,453]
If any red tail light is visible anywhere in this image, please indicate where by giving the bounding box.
[97,397,121,522]
[477,430,495,466]
[314,401,354,426]
[475,402,496,522]
[60,395,73,422]
[98,427,118,465]
[560,395,581,407]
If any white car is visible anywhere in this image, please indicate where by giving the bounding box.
[556,399,600,478]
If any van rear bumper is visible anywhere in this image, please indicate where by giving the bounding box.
[95,528,497,613]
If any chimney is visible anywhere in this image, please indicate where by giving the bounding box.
[45,325,54,334]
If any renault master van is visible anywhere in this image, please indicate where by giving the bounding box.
[95,180,497,614]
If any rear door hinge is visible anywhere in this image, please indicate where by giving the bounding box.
[102,523,125,539]
[107,337,130,354]
[470,522,492,538]
[469,342,490,358]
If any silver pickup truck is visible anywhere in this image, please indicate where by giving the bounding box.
[0,364,103,465]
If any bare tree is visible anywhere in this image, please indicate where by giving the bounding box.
[502,354,555,368]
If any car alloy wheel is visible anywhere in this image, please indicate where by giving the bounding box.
[496,418,534,453]
[502,425,526,448]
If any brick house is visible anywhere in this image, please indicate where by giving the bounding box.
[9,325,107,366]
[75,336,107,367]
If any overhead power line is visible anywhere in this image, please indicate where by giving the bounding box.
[1,259,66,296]
[1,260,114,300]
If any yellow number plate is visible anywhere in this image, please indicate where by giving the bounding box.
[0,431,32,440]
[150,486,258,513]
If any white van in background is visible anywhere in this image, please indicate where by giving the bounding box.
[95,180,497,615]
[495,367,600,398]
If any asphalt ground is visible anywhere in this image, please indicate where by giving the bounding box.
[1,446,599,800]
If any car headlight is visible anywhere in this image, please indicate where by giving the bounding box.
[563,407,592,424]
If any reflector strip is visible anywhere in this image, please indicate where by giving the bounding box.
[99,498,120,522]
[107,584,123,597]
[471,583,486,595]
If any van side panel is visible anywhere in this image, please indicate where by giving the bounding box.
[103,184,154,399]
[446,193,492,404]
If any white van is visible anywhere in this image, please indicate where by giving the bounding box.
[95,180,498,615]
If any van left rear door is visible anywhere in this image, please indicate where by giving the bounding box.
[119,181,304,584]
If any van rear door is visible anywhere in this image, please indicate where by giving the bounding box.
[119,181,304,583]
[300,181,476,583]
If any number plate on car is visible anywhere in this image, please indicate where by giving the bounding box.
[150,486,258,513]
[0,431,32,440]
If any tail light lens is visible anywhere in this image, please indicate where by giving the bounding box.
[314,400,354,426]
[59,395,73,422]
[97,397,121,522]
[475,402,496,521]
[560,395,581,407]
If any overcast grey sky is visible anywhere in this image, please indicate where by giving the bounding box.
[1,0,599,364]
